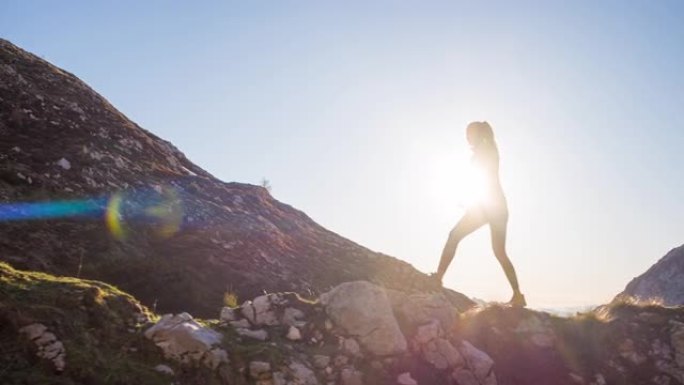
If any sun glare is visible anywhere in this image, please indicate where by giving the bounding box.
[426,150,490,211]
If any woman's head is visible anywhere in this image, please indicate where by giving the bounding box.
[466,121,495,148]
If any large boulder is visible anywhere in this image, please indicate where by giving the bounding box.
[144,312,228,369]
[320,281,407,356]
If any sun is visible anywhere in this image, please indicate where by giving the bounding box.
[425,150,490,211]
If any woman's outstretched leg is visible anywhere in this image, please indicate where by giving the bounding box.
[490,216,525,306]
[435,210,486,284]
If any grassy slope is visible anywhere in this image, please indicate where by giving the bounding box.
[0,261,170,385]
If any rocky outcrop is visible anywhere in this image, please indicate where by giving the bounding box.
[8,260,684,385]
[0,38,473,318]
[18,323,66,372]
[615,244,684,306]
[144,312,229,369]
[320,281,407,356]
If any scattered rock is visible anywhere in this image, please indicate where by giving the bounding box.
[236,328,269,341]
[340,367,363,385]
[154,364,174,376]
[249,361,272,378]
[288,361,318,385]
[19,323,66,372]
[459,340,496,385]
[221,307,238,322]
[242,294,279,326]
[144,313,227,368]
[312,355,331,369]
[320,281,407,356]
[397,372,418,385]
[286,325,302,341]
[55,157,71,170]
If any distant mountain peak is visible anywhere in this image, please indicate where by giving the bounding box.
[614,244,684,305]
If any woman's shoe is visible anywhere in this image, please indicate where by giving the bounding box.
[508,292,526,308]
[428,273,443,290]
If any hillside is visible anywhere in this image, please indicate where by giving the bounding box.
[615,245,684,306]
[0,38,471,318]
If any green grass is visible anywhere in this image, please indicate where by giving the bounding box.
[0,261,170,385]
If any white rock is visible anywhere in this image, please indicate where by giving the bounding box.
[242,294,279,326]
[273,371,287,385]
[421,337,464,370]
[19,323,66,372]
[236,328,269,341]
[288,361,319,385]
[205,348,229,370]
[286,325,302,341]
[220,307,238,322]
[414,319,441,345]
[35,332,57,346]
[342,338,361,356]
[250,361,271,378]
[56,157,71,170]
[230,319,251,329]
[154,364,174,376]
[144,313,226,367]
[459,341,496,384]
[397,372,418,385]
[19,323,47,340]
[453,368,479,385]
[320,281,407,356]
[282,307,307,327]
[312,355,330,369]
[340,367,363,385]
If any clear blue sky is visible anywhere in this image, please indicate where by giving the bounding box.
[3,1,683,308]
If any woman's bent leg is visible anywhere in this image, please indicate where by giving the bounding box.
[435,209,486,283]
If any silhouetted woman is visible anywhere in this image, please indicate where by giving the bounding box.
[433,121,526,307]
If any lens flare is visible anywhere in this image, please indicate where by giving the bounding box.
[144,186,183,239]
[104,186,184,241]
[0,186,185,241]
[105,193,125,240]
[0,198,105,222]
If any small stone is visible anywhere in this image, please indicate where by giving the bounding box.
[397,372,418,385]
[452,368,479,385]
[414,319,441,345]
[34,332,57,346]
[236,328,269,341]
[569,372,584,384]
[220,307,238,322]
[288,361,318,385]
[272,371,287,385]
[333,355,349,367]
[56,157,71,170]
[154,364,174,376]
[312,355,331,369]
[343,338,361,356]
[19,323,47,340]
[594,373,607,385]
[230,319,251,329]
[286,326,302,341]
[340,368,363,385]
[250,361,271,378]
[282,307,307,327]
